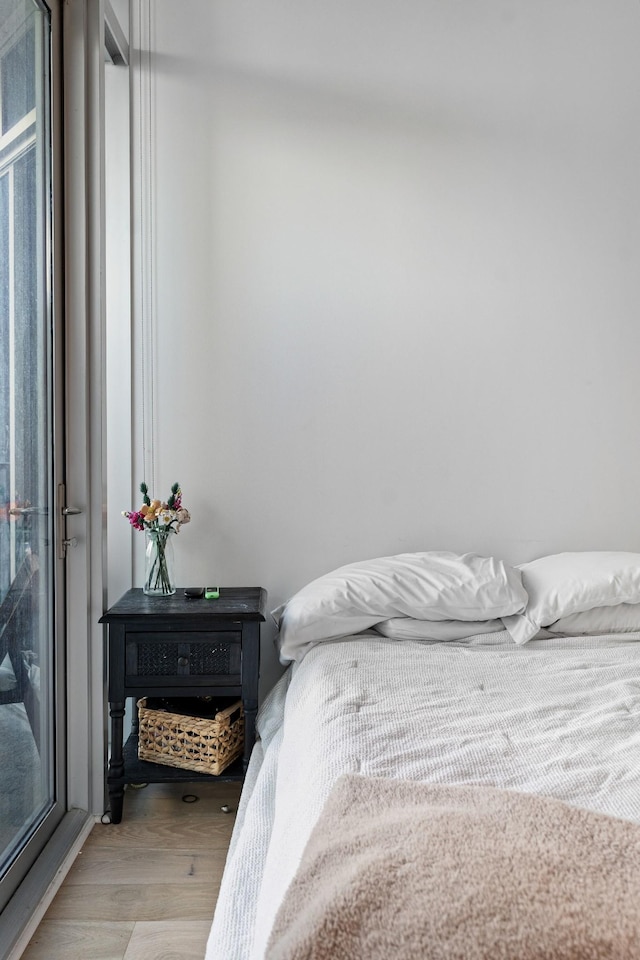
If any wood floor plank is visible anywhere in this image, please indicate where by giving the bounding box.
[114,795,241,821]
[87,815,235,850]
[44,882,219,922]
[23,773,239,956]
[122,920,211,960]
[124,781,242,804]
[120,799,240,818]
[62,846,226,885]
[121,784,242,814]
[20,920,134,960]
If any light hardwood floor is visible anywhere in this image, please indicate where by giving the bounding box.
[21,780,242,960]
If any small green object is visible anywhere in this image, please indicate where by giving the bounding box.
[205,587,219,600]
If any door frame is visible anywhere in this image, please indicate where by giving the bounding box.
[0,0,107,953]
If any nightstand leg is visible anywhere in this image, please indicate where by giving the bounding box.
[108,700,125,824]
[243,705,257,772]
[131,696,139,735]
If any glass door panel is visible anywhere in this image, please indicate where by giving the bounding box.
[0,0,63,909]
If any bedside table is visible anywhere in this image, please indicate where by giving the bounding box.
[99,586,267,823]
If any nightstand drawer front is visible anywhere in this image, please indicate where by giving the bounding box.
[126,632,241,680]
[187,640,239,675]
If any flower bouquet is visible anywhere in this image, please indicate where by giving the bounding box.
[123,482,191,595]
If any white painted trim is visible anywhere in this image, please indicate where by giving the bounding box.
[86,0,110,820]
[63,0,107,817]
[105,26,133,607]
[131,0,157,503]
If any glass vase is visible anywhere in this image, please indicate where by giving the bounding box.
[143,527,176,596]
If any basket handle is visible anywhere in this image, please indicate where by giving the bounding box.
[215,700,243,724]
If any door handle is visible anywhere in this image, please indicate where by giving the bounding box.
[57,484,83,559]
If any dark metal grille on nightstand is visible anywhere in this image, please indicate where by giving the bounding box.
[189,643,232,674]
[136,642,180,675]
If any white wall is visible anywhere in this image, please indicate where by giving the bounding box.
[127,0,640,692]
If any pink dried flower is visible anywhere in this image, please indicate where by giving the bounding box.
[123,510,145,531]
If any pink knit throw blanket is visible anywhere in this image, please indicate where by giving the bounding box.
[266,775,640,960]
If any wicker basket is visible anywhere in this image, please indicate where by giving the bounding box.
[137,697,244,775]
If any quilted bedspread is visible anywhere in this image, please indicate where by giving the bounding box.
[206,632,640,960]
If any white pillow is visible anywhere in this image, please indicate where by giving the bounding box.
[502,552,640,645]
[374,617,504,642]
[273,551,527,662]
[546,603,640,637]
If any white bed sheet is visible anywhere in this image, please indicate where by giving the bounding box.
[206,632,640,960]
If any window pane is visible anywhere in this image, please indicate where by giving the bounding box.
[1,24,35,134]
[0,172,9,604]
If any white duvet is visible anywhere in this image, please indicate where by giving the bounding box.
[206,632,640,960]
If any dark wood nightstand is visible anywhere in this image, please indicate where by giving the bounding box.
[100,587,267,823]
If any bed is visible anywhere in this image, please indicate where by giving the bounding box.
[205,551,640,960]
